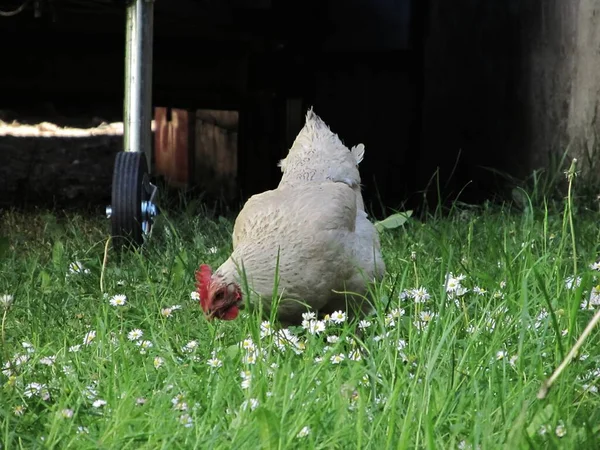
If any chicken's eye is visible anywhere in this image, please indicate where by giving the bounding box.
[215,291,225,301]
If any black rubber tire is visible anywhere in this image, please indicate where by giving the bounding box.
[110,151,149,251]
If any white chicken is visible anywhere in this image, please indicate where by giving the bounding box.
[196,109,385,325]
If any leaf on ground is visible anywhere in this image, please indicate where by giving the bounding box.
[374,211,413,232]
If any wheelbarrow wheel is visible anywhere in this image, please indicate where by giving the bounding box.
[110,151,156,251]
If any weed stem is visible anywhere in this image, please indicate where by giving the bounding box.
[538,306,600,399]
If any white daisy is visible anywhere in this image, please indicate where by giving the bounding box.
[411,287,431,303]
[39,356,55,366]
[240,370,252,389]
[419,310,436,323]
[306,320,326,335]
[330,353,345,364]
[473,286,487,295]
[297,426,311,438]
[109,294,127,306]
[260,321,274,337]
[358,320,372,329]
[68,261,90,275]
[83,330,96,346]
[243,352,257,365]
[555,421,567,438]
[173,401,188,411]
[302,311,316,321]
[348,350,362,361]
[454,286,469,297]
[207,357,222,368]
[136,340,153,354]
[22,341,34,352]
[127,329,143,341]
[178,413,193,427]
[565,276,581,290]
[83,384,98,399]
[0,294,13,309]
[240,338,256,352]
[182,340,198,353]
[241,398,259,411]
[171,393,186,406]
[389,308,405,318]
[445,273,461,292]
[330,311,347,324]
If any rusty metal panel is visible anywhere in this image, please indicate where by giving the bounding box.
[154,107,192,188]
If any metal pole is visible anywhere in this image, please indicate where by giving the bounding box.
[124,0,154,172]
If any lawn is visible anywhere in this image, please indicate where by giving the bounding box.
[1,191,600,449]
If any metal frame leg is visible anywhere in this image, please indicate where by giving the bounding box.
[106,0,158,247]
[124,0,154,172]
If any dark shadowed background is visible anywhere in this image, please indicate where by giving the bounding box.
[1,0,598,217]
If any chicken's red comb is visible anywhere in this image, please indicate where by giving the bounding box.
[195,264,212,311]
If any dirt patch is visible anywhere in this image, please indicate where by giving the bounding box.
[0,120,163,209]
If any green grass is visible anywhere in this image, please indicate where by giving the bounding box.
[2,195,600,449]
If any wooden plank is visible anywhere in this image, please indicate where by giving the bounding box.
[194,110,239,201]
[154,107,192,188]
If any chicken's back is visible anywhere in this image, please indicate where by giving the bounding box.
[220,182,382,324]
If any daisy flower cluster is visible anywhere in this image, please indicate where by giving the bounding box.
[106,291,184,320]
[2,321,172,430]
[1,261,198,431]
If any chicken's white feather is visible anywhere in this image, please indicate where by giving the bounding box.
[279,108,363,187]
